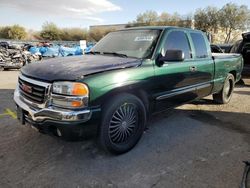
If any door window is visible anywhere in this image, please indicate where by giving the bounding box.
[164,31,191,59]
[190,32,209,58]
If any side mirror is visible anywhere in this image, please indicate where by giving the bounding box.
[157,50,184,66]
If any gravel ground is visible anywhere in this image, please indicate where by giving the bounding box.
[0,70,249,188]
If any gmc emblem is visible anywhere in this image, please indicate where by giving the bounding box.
[22,84,32,94]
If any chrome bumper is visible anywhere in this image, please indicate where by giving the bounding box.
[14,88,92,123]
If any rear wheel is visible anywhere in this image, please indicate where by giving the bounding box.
[99,93,146,154]
[213,73,235,104]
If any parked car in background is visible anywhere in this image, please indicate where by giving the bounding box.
[230,32,250,77]
[14,26,243,154]
[218,44,232,53]
[211,44,224,53]
[0,47,27,70]
[211,44,232,53]
[0,44,42,71]
[0,41,9,49]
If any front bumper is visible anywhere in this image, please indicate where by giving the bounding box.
[14,88,93,123]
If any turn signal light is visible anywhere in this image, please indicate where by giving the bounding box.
[71,101,83,107]
[72,83,89,96]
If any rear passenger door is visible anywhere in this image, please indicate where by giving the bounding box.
[189,32,214,98]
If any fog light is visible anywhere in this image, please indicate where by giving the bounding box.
[52,98,85,108]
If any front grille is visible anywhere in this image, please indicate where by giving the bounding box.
[19,77,47,104]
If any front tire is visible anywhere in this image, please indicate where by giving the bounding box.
[213,73,235,104]
[99,93,147,154]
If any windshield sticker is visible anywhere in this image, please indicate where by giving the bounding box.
[134,36,154,41]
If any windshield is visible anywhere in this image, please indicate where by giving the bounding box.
[91,29,162,59]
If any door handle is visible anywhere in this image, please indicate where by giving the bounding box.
[189,66,197,72]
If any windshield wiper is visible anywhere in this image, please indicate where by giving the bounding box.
[87,51,128,58]
[102,52,128,58]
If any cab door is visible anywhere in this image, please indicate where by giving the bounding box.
[153,30,213,111]
[188,32,214,98]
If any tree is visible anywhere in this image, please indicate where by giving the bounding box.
[0,26,11,39]
[128,10,193,28]
[159,12,171,23]
[159,12,192,27]
[168,12,182,25]
[40,22,61,40]
[8,25,27,40]
[39,22,88,41]
[0,25,26,40]
[135,10,159,25]
[219,3,250,43]
[181,14,193,28]
[60,28,88,41]
[88,27,115,42]
[193,4,250,43]
[194,6,219,33]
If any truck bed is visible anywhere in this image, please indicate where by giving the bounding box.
[212,53,243,83]
[212,53,242,59]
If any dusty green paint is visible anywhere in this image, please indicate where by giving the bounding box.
[83,61,155,102]
[80,27,243,105]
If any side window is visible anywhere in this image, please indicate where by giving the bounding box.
[190,32,209,58]
[164,31,191,59]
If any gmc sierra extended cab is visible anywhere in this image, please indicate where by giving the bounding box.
[14,27,243,154]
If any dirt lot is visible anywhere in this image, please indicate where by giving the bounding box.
[0,70,249,188]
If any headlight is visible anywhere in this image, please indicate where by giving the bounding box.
[52,82,89,108]
[52,82,88,96]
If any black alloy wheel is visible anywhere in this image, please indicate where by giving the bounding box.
[99,93,146,154]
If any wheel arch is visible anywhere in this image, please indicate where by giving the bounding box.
[91,83,151,114]
[229,70,236,82]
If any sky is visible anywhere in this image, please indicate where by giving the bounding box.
[0,0,249,30]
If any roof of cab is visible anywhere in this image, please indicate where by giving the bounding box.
[118,26,202,33]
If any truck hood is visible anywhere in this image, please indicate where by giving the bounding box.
[21,55,141,82]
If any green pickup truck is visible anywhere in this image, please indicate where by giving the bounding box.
[14,26,243,154]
